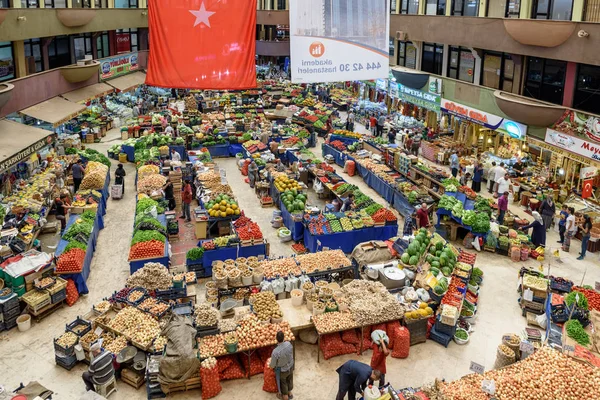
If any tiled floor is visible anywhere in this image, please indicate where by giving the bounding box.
[0,125,599,400]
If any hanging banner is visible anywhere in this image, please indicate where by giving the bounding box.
[116,33,131,54]
[441,99,527,139]
[398,84,441,112]
[0,135,54,174]
[581,166,597,180]
[546,128,600,163]
[582,179,594,199]
[551,110,600,144]
[100,53,139,80]
[289,0,390,83]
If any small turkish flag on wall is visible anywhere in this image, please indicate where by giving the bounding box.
[582,178,593,199]
[146,0,257,89]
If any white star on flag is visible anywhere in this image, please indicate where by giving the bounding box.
[189,2,215,28]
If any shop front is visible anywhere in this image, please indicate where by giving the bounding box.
[391,83,441,136]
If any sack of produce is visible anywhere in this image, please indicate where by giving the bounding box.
[241,352,264,376]
[371,330,389,345]
[495,344,516,369]
[362,328,373,350]
[65,279,79,306]
[262,359,279,393]
[501,333,521,355]
[320,332,356,360]
[391,326,410,359]
[200,358,222,399]
[258,345,276,364]
[386,321,401,349]
[219,356,245,380]
[341,329,360,345]
[298,328,318,345]
[216,355,233,373]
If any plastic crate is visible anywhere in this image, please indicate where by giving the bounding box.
[434,315,457,337]
[155,286,187,300]
[4,315,17,331]
[0,295,20,314]
[45,277,68,295]
[55,354,77,370]
[51,289,67,304]
[54,336,79,356]
[126,287,149,306]
[2,304,20,320]
[67,316,92,337]
[21,289,51,312]
[429,325,452,347]
[172,301,193,316]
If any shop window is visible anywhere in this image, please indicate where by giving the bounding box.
[73,34,93,61]
[481,51,515,91]
[448,46,475,83]
[391,0,398,12]
[422,43,444,75]
[115,0,138,8]
[531,0,573,19]
[0,0,8,7]
[72,0,92,8]
[426,0,447,14]
[97,32,110,59]
[574,64,600,115]
[94,0,107,7]
[0,42,15,82]
[524,57,566,105]
[21,0,39,7]
[452,0,479,15]
[277,0,286,9]
[397,41,417,69]
[45,0,67,7]
[116,28,138,52]
[487,0,520,16]
[401,0,419,14]
[48,36,71,70]
[584,0,600,21]
[24,39,43,74]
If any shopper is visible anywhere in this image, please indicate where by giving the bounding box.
[563,207,577,252]
[460,172,471,187]
[387,128,397,144]
[82,342,114,392]
[248,160,259,189]
[132,103,140,118]
[578,214,593,260]
[260,129,270,145]
[487,162,497,193]
[497,191,509,225]
[335,360,381,400]
[181,179,193,222]
[493,163,507,195]
[557,205,569,244]
[346,111,355,132]
[539,196,556,231]
[54,194,69,233]
[404,135,413,152]
[325,116,333,135]
[416,203,430,230]
[341,193,355,212]
[449,151,459,178]
[519,211,546,247]
[377,114,385,137]
[472,162,483,193]
[369,334,389,387]
[170,148,181,162]
[403,211,417,236]
[162,178,176,211]
[269,331,294,400]
[496,173,511,198]
[411,134,421,156]
[71,160,85,193]
[369,114,377,135]
[114,163,126,193]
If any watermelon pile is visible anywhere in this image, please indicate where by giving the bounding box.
[400,228,431,266]
[427,243,458,278]
[282,189,306,213]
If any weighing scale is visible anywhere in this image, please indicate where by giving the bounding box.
[364,260,407,290]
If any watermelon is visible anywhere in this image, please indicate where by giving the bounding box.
[430,267,440,276]
[441,267,451,277]
[426,254,434,263]
[423,238,430,246]
[409,255,419,266]
[412,238,421,248]
[420,227,428,235]
[436,250,442,257]
[401,253,410,264]
[439,255,448,267]
[420,244,426,255]
[436,241,444,251]
[292,188,298,196]
[429,247,437,255]
[408,243,418,256]
[416,233,426,242]
[431,261,440,269]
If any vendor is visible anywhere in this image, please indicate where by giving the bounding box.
[248,160,259,189]
[459,172,471,187]
[276,159,286,172]
[82,342,115,393]
[387,128,397,144]
[260,130,270,145]
[341,193,355,212]
[519,211,546,247]
[335,360,381,400]
[450,151,459,178]
[403,211,417,236]
[472,162,483,193]
[54,193,69,233]
[269,331,294,400]
[331,198,342,213]
[71,160,85,193]
[512,158,525,176]
[165,124,174,136]
[170,148,181,162]
[162,178,175,211]
[416,203,430,229]
[325,116,333,134]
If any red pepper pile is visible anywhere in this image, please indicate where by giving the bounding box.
[572,286,600,311]
[291,243,308,254]
[457,250,477,265]
[330,140,347,151]
[371,208,397,223]
[128,240,164,260]
[236,221,263,241]
[56,248,86,273]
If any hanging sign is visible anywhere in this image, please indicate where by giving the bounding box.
[0,135,55,174]
[116,33,131,54]
[289,0,390,83]
[546,128,600,163]
[551,110,600,144]
[441,99,527,139]
[100,52,139,80]
[398,84,441,112]
[580,166,598,180]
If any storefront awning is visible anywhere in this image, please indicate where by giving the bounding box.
[20,97,87,128]
[61,82,114,104]
[105,71,147,92]
[0,120,54,173]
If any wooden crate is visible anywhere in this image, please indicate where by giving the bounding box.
[121,368,145,389]
[162,376,201,394]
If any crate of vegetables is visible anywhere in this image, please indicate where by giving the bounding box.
[126,287,148,306]
[50,289,67,304]
[186,247,205,267]
[45,277,68,295]
[54,331,79,356]
[155,285,187,301]
[66,316,92,337]
[55,248,86,274]
[22,289,51,313]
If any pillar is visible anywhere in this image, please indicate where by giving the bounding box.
[471,48,482,85]
[108,30,116,56]
[67,0,73,8]
[519,0,531,18]
[562,62,577,108]
[572,0,585,21]
[446,0,452,15]
[478,0,487,16]
[441,44,449,77]
[108,0,114,7]
[12,40,27,78]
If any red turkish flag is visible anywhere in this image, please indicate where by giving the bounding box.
[582,178,593,199]
[146,0,257,89]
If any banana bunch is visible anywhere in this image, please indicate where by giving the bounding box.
[535,246,545,255]
[20,224,34,233]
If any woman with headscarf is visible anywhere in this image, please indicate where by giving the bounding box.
[578,214,593,260]
[519,211,546,247]
[115,163,126,193]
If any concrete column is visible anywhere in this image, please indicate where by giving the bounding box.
[441,43,449,77]
[108,30,116,55]
[471,48,482,85]
[478,0,486,16]
[108,0,114,7]
[519,0,531,18]
[562,61,577,107]
[11,0,21,8]
[419,0,426,15]
[13,40,27,78]
[67,0,73,8]
[41,37,52,71]
[572,0,584,21]
[446,0,452,15]
[411,40,423,70]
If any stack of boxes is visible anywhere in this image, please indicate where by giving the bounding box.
[0,293,20,331]
[170,169,183,214]
[395,152,412,175]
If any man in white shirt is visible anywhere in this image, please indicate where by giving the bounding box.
[496,172,511,196]
[170,148,181,162]
[492,162,506,194]
[563,207,577,252]
[165,125,174,137]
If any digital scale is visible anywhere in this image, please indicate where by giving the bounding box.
[364,260,407,290]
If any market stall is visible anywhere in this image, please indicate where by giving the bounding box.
[105,71,147,93]
[61,83,115,104]
[19,97,87,130]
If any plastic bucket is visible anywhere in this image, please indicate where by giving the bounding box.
[312,305,325,316]
[17,314,31,332]
[241,274,253,286]
[253,270,264,283]
[226,342,238,353]
[291,289,303,306]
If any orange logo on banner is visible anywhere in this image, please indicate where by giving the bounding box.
[309,42,325,58]
[582,178,593,199]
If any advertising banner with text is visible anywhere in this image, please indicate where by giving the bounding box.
[546,128,600,163]
[100,53,139,80]
[289,0,390,83]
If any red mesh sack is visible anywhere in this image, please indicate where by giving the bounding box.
[258,345,275,365]
[371,323,387,334]
[320,332,356,360]
[219,356,245,380]
[200,365,222,399]
[262,359,278,393]
[386,320,402,350]
[341,329,360,345]
[391,326,410,359]
[362,327,372,349]
[427,316,436,338]
[65,279,79,306]
[241,352,264,376]
[217,355,234,373]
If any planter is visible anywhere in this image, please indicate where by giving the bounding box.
[56,9,97,27]
[503,19,576,48]
[493,91,565,127]
[0,82,14,111]
[60,61,100,83]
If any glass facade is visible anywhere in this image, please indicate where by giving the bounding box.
[400,0,419,14]
[426,0,447,14]
[481,51,515,91]
[115,0,138,8]
[452,0,479,15]
[44,0,67,7]
[48,36,71,70]
[524,56,567,105]
[397,41,417,69]
[0,42,15,82]
[73,33,94,61]
[448,46,475,83]
[574,64,600,114]
[97,32,110,59]
[24,38,43,74]
[422,43,444,75]
[487,0,520,16]
[531,0,573,19]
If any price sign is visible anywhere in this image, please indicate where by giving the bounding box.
[520,341,534,353]
[470,361,485,375]
[481,380,496,395]
[563,344,575,353]
[523,288,534,302]
[94,327,103,336]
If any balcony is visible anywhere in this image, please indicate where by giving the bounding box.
[391,15,600,66]
[256,40,290,56]
[0,8,148,42]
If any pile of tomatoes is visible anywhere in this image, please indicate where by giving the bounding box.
[56,248,86,273]
[128,240,164,260]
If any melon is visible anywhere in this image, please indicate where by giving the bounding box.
[439,255,448,267]
[431,261,440,269]
[442,267,451,277]
[430,267,440,276]
[429,247,437,255]
[436,241,444,251]
[426,254,434,263]
[436,250,442,257]
[401,253,410,264]
[409,255,419,266]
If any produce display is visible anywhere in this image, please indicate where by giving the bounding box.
[137,174,167,195]
[312,311,357,334]
[572,286,600,311]
[108,306,161,347]
[56,331,79,349]
[129,239,164,260]
[340,280,404,326]
[94,300,111,314]
[205,194,240,218]
[125,262,172,290]
[55,248,86,273]
[565,291,588,309]
[400,228,431,266]
[565,319,590,345]
[250,291,282,321]
[260,250,351,278]
[186,247,205,261]
[138,297,170,316]
[194,303,219,327]
[79,161,109,190]
[233,214,263,241]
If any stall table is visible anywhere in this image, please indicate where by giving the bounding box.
[206,143,231,158]
[195,241,268,276]
[128,214,169,274]
[304,224,398,253]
